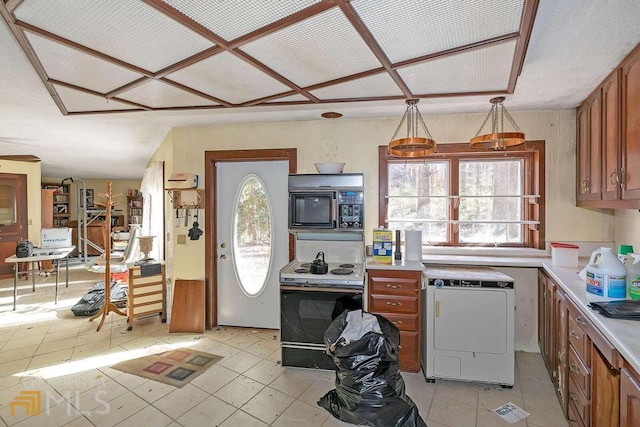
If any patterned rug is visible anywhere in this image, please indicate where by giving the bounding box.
[111,347,223,388]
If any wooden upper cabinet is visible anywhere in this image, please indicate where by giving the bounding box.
[577,103,590,201]
[577,42,640,208]
[577,91,602,201]
[602,70,621,201]
[621,44,640,200]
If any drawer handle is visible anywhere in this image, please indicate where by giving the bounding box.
[569,363,580,374]
[398,345,402,349]
[392,320,403,325]
[386,301,401,306]
[575,316,587,327]
[386,284,401,289]
[569,331,580,340]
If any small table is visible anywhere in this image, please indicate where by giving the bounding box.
[5,246,75,310]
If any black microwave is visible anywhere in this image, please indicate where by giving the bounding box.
[289,189,364,231]
[288,173,365,231]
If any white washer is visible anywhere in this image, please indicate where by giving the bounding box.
[423,266,515,386]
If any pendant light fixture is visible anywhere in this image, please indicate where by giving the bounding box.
[388,99,437,158]
[470,96,525,149]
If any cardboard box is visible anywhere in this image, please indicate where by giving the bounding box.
[41,228,72,248]
[373,229,393,264]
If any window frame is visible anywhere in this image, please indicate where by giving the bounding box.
[378,141,545,249]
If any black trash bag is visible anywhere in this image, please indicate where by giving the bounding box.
[317,310,427,427]
[71,281,127,316]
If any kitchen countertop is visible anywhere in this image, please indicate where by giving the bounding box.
[543,262,640,375]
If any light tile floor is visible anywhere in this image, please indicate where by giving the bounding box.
[0,266,569,427]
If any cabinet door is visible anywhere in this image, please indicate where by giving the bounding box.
[621,366,640,427]
[591,345,620,427]
[621,46,640,200]
[602,71,622,201]
[576,103,591,201]
[588,94,602,199]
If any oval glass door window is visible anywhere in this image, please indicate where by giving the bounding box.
[232,175,272,296]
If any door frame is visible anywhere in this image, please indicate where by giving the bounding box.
[204,148,297,330]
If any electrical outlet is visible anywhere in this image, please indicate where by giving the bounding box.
[177,234,186,244]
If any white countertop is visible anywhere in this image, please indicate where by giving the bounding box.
[423,254,549,268]
[543,262,640,374]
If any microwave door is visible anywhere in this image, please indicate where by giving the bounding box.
[289,193,335,229]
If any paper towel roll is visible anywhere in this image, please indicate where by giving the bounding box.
[405,230,422,261]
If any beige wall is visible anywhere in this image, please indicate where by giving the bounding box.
[614,209,640,254]
[1,159,42,244]
[150,109,615,282]
[42,177,142,225]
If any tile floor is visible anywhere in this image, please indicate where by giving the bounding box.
[0,265,569,427]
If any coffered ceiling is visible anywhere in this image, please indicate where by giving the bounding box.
[1,0,640,178]
[3,0,535,114]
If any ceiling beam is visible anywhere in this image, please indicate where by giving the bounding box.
[142,0,319,102]
[15,20,154,77]
[160,78,233,106]
[335,0,413,98]
[5,0,24,13]
[49,79,152,110]
[0,5,68,115]
[508,0,540,92]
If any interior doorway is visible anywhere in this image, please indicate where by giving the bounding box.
[204,149,297,330]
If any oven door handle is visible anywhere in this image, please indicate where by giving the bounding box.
[280,285,362,293]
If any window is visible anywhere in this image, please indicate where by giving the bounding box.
[379,142,545,248]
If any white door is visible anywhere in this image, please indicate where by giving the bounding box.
[216,160,288,328]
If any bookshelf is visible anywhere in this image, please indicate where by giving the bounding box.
[42,183,70,227]
[127,191,143,226]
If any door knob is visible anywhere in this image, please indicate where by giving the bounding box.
[220,254,228,260]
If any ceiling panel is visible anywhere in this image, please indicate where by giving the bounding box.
[24,31,144,94]
[14,0,215,72]
[162,0,320,42]
[310,73,403,100]
[117,80,219,109]
[352,0,524,63]
[398,40,518,95]
[166,52,291,104]
[241,8,382,87]
[53,84,139,113]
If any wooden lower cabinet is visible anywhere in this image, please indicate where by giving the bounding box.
[620,364,640,426]
[541,269,623,426]
[367,268,422,372]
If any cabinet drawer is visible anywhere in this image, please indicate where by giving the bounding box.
[369,294,418,314]
[398,331,419,372]
[568,313,589,364]
[567,396,587,427]
[380,313,419,332]
[368,275,419,296]
[568,346,590,398]
[569,376,590,426]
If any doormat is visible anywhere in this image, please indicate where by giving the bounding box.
[111,347,223,388]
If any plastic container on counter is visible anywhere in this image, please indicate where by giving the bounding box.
[586,247,627,301]
[626,253,640,300]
